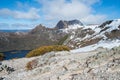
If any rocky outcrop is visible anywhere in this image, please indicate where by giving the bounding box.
[0,46,120,80]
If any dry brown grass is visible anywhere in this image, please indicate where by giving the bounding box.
[26,59,38,70]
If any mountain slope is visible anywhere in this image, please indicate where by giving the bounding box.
[0,19,120,52]
[0,24,67,52]
[0,19,84,52]
[64,19,120,52]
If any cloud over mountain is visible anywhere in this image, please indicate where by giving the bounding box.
[36,0,106,24]
[1,0,117,29]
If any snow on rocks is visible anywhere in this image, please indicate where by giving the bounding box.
[106,19,120,32]
[71,39,120,53]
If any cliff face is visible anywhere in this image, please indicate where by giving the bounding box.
[55,19,83,29]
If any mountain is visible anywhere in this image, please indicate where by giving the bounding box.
[55,19,83,29]
[0,19,84,52]
[64,19,120,52]
[0,19,120,52]
[0,24,67,52]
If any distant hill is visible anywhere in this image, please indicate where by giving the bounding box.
[0,24,67,52]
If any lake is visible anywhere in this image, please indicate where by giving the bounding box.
[2,50,31,60]
[0,29,31,33]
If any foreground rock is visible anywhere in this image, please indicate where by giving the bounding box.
[0,47,120,80]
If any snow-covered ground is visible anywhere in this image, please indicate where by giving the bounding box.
[71,39,120,53]
[66,19,120,51]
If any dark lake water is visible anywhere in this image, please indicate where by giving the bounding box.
[2,50,31,60]
[0,30,31,33]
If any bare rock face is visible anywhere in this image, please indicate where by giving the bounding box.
[55,19,83,29]
[1,46,120,80]
[55,20,68,29]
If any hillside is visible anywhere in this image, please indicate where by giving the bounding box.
[0,46,120,80]
[0,24,67,52]
[64,19,120,51]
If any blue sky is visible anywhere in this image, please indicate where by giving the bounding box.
[0,0,120,30]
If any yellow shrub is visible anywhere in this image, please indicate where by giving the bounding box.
[26,45,70,58]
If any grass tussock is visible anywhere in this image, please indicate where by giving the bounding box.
[26,45,70,58]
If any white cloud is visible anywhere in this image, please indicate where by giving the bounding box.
[81,14,107,24]
[80,0,100,5]
[36,0,106,24]
[0,0,107,29]
[0,23,36,30]
[16,1,29,9]
[0,8,13,17]
[11,23,35,29]
[0,8,40,20]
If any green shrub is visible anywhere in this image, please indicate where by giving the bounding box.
[26,45,70,58]
[0,53,4,61]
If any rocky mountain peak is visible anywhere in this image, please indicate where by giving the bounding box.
[99,20,113,28]
[55,20,68,29]
[55,19,83,29]
[68,19,83,25]
[30,24,46,34]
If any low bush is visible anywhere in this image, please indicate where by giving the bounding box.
[26,45,70,58]
[0,53,4,61]
[26,59,38,70]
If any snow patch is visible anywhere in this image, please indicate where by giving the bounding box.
[71,39,120,53]
[84,24,98,30]
[106,19,120,32]
[68,24,83,29]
